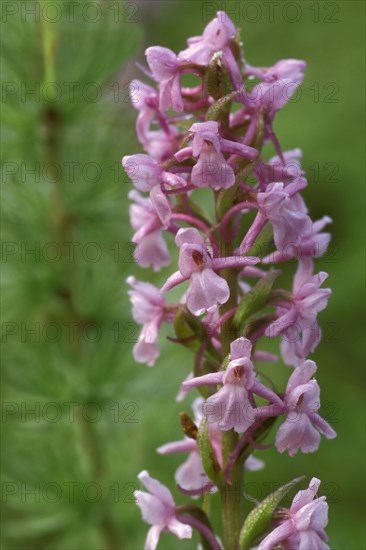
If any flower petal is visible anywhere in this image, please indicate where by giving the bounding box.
[138,470,175,508]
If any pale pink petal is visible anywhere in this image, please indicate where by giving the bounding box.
[286,360,317,394]
[144,525,163,550]
[182,371,224,390]
[291,477,321,513]
[161,271,189,293]
[309,413,337,439]
[175,451,209,491]
[135,231,170,272]
[258,519,294,550]
[298,530,330,550]
[171,73,184,112]
[176,227,205,247]
[186,269,229,315]
[176,372,193,402]
[191,149,235,190]
[138,470,175,508]
[201,268,230,306]
[133,336,159,367]
[167,517,192,540]
[294,256,314,290]
[157,439,198,455]
[244,455,265,471]
[135,491,169,526]
[150,186,171,227]
[296,499,328,532]
[146,46,178,81]
[122,154,161,192]
[230,336,252,360]
[276,415,321,456]
[205,384,256,433]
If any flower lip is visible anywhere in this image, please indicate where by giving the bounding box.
[233,365,244,379]
[192,250,205,266]
[296,393,304,409]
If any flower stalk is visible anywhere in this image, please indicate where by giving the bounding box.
[122,10,336,550]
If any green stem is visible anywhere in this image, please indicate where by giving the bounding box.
[217,235,243,549]
[214,110,266,549]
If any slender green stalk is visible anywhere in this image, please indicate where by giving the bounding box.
[217,234,242,549]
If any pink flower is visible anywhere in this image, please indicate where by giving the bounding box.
[244,78,300,117]
[181,337,283,432]
[247,59,306,86]
[161,228,259,316]
[190,122,235,190]
[130,80,159,146]
[179,11,241,84]
[275,361,336,456]
[122,153,186,194]
[258,477,330,550]
[158,398,264,494]
[134,470,192,550]
[179,11,236,65]
[255,149,305,188]
[175,121,258,190]
[257,182,312,251]
[145,46,183,112]
[266,259,331,365]
[239,73,305,156]
[262,215,332,264]
[175,227,229,315]
[157,398,216,494]
[129,191,170,271]
[127,276,175,366]
[130,79,178,160]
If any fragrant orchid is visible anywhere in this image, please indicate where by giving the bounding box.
[146,46,183,112]
[267,259,332,365]
[127,276,176,366]
[275,360,336,456]
[161,228,259,315]
[157,398,264,494]
[135,470,192,549]
[258,478,330,550]
[182,338,283,432]
[123,11,335,549]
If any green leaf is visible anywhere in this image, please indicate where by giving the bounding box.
[234,271,280,331]
[243,313,277,340]
[173,308,221,363]
[246,221,273,258]
[216,184,238,220]
[206,91,237,125]
[204,52,233,100]
[197,417,221,482]
[239,477,305,550]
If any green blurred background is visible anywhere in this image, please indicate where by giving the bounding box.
[1,1,365,548]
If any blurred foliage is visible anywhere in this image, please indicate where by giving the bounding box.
[1,1,365,549]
